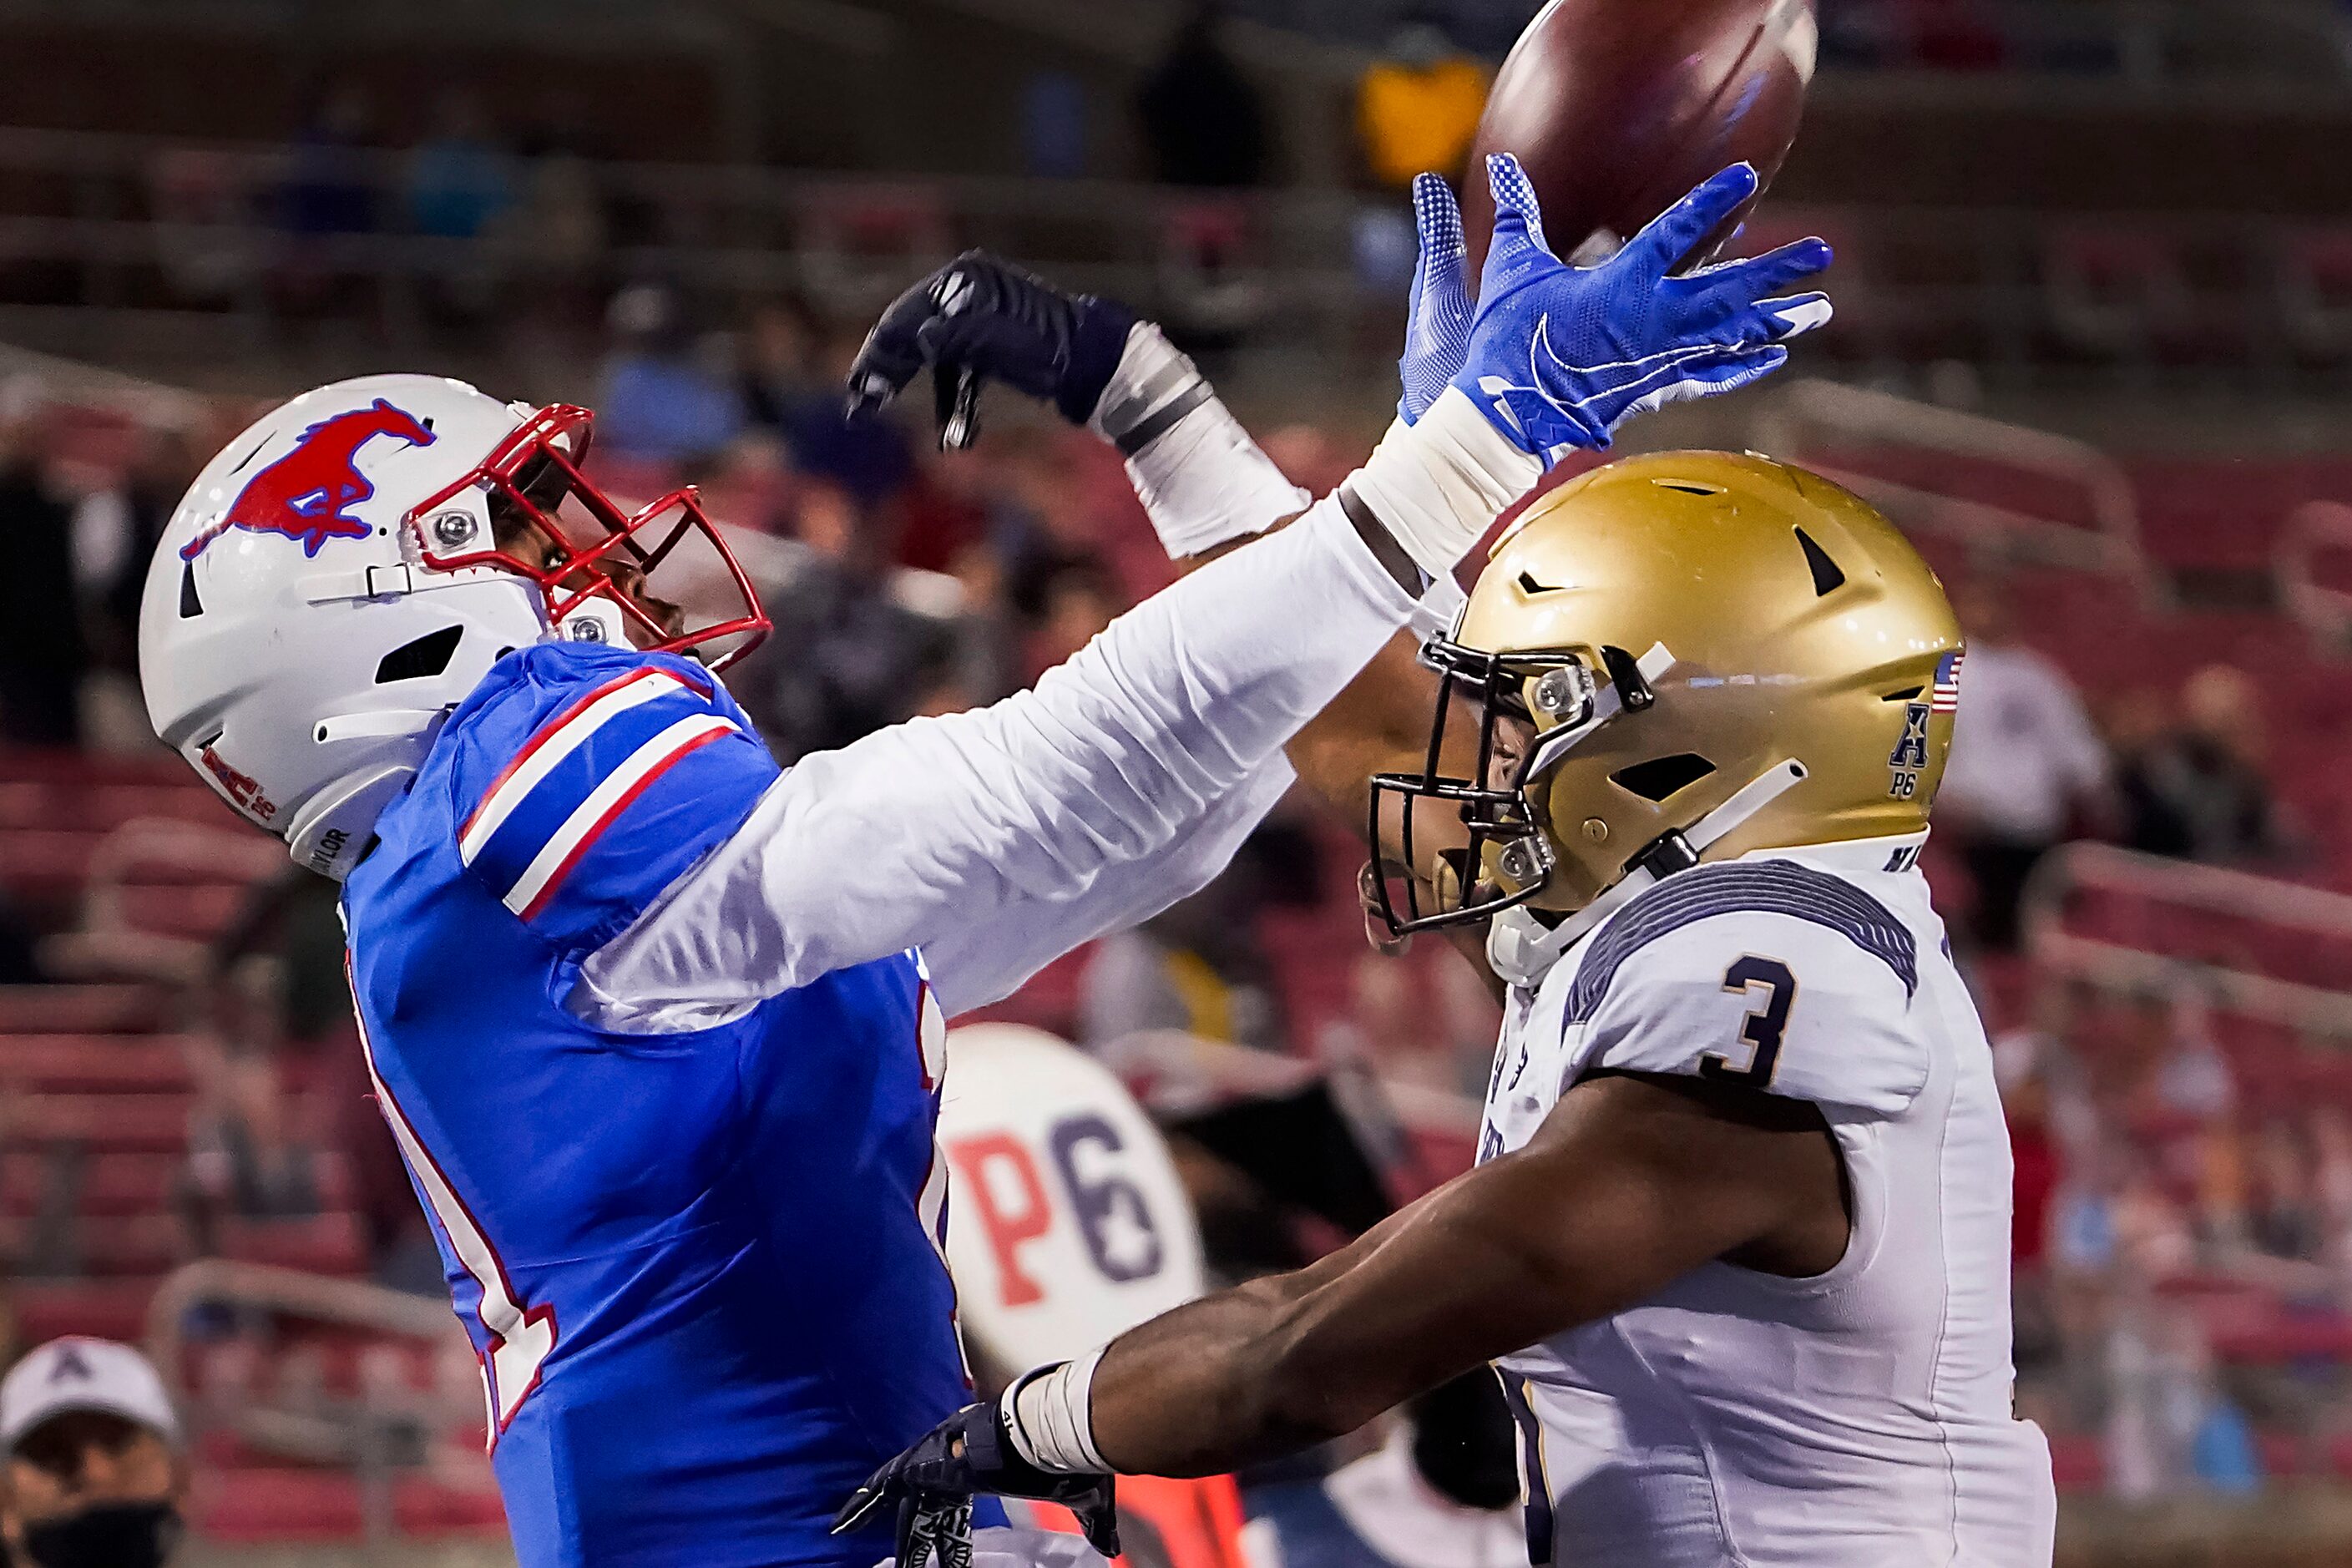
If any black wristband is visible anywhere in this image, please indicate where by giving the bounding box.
[1339,483,1436,599]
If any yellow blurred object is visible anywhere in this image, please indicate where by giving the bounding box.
[1357,58,1493,190]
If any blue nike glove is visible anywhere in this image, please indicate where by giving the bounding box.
[1450,155,1834,457]
[847,250,1138,450]
[1399,172,1474,425]
[833,1395,1120,1568]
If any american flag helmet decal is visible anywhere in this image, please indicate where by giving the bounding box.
[1930,650,1965,714]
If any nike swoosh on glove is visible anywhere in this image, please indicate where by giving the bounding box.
[834,1399,1120,1568]
[1399,172,1474,425]
[1449,154,1834,458]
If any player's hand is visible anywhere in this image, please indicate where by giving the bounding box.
[846,250,1138,452]
[1449,154,1833,457]
[1399,173,1474,425]
[832,1398,1120,1567]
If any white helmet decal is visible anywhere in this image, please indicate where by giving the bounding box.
[175,397,437,563]
[141,373,770,880]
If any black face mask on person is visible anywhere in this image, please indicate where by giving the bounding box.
[19,1503,181,1568]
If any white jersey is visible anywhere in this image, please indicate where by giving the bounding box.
[1481,835,2054,1567]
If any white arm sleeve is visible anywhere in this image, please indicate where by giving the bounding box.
[575,495,1413,1026]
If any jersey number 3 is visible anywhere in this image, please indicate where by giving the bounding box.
[1703,956,1796,1088]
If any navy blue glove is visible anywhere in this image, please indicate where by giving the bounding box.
[847,250,1138,450]
[832,1398,1120,1568]
[1450,155,1833,457]
[1399,172,1474,426]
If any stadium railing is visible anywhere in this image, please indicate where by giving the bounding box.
[1747,377,2154,593]
[2021,841,2352,1044]
[3,125,2352,390]
[2276,499,2352,652]
[146,1258,497,1546]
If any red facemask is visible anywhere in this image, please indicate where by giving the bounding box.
[405,404,770,670]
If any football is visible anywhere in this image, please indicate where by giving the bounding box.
[1459,0,1819,272]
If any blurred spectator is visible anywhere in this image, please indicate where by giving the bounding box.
[1246,1370,1520,1568]
[488,138,609,320]
[180,1029,322,1240]
[146,148,258,305]
[198,867,439,1291]
[593,285,746,467]
[0,420,89,746]
[1083,889,1281,1050]
[2144,985,2236,1125]
[278,81,378,239]
[897,444,994,579]
[2249,1121,2324,1266]
[739,296,832,436]
[1021,70,1091,179]
[405,90,516,241]
[941,540,1023,707]
[984,426,1161,615]
[1137,3,1272,188]
[1,1338,188,1568]
[1937,581,2110,950]
[1026,559,1123,680]
[75,426,196,685]
[209,867,352,1052]
[739,478,957,759]
[1354,23,1491,191]
[2117,664,2296,866]
[765,321,914,512]
[1080,825,1315,1051]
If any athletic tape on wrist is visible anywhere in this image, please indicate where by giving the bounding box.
[1005,1348,1110,1475]
[1093,323,1309,559]
[1344,387,1544,582]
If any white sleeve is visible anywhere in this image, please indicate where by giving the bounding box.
[574,496,1411,1025]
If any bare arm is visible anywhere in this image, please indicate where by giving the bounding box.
[1086,1070,1849,1475]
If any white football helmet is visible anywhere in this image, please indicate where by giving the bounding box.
[139,373,766,881]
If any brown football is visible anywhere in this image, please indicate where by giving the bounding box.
[1459,0,1818,273]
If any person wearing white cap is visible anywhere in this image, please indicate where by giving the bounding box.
[0,1338,185,1568]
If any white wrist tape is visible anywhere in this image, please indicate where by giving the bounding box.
[1345,387,1544,583]
[1005,1348,1110,1475]
[1091,323,1308,559]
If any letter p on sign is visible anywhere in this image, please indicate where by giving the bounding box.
[948,1134,1053,1308]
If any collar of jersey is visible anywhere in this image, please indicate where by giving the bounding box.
[1489,827,1934,990]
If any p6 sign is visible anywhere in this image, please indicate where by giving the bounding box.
[940,1024,1206,1373]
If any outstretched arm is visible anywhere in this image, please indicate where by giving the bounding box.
[583,158,1830,1029]
[577,392,1540,1023]
[832,1068,1846,1559]
[1083,1070,1844,1474]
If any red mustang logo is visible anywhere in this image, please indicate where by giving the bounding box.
[180,399,436,560]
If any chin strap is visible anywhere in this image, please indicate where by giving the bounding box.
[1485,758,1809,989]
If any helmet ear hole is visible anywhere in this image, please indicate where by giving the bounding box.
[373,625,464,684]
[1611,753,1717,803]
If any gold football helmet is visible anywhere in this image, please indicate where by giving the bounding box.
[1369,450,1964,937]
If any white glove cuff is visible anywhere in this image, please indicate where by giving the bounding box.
[1093,323,1309,559]
[1346,387,1544,582]
[1005,1348,1110,1475]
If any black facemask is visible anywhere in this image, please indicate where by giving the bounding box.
[20,1503,181,1568]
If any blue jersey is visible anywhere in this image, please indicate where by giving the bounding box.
[344,644,986,1567]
